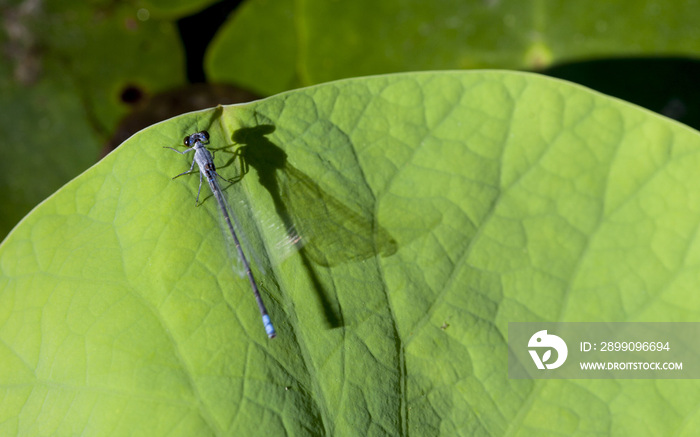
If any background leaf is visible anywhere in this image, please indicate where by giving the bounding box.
[2,71,700,435]
[0,0,184,239]
[206,0,700,95]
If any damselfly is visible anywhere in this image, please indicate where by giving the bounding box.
[166,130,276,339]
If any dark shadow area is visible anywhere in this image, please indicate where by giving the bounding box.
[544,57,700,131]
[104,84,259,157]
[229,125,398,328]
[177,0,245,83]
[232,125,398,266]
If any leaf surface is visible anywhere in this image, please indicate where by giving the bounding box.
[2,71,700,436]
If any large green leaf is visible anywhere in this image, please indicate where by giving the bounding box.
[206,0,700,95]
[2,71,700,435]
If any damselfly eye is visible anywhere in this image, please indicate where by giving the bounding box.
[201,130,210,141]
[183,136,191,147]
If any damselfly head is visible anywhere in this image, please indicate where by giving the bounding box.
[184,130,210,147]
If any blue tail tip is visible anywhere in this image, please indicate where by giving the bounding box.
[263,315,276,339]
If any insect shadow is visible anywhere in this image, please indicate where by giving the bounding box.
[223,124,398,328]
